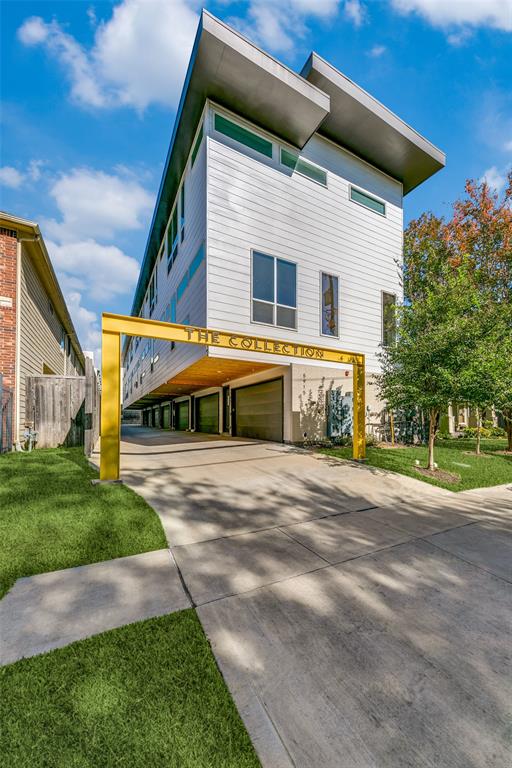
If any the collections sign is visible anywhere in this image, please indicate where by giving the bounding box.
[184,326,333,361]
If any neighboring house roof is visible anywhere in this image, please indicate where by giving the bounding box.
[131,9,446,319]
[0,211,85,370]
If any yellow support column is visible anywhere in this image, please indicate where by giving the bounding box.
[352,358,366,461]
[100,328,121,481]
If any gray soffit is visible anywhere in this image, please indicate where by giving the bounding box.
[131,11,329,317]
[301,52,446,195]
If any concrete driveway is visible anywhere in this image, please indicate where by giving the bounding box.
[116,427,512,768]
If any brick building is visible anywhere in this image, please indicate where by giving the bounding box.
[0,212,84,447]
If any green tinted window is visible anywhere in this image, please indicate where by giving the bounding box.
[280,148,327,186]
[189,244,204,279]
[350,187,386,215]
[191,124,203,167]
[281,148,298,170]
[177,273,189,301]
[215,114,273,158]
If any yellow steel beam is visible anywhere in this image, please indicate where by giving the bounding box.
[100,312,366,480]
[100,328,121,481]
[352,361,366,462]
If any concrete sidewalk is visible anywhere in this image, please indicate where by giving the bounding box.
[0,549,190,665]
[4,428,511,767]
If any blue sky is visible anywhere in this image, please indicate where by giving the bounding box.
[1,0,511,361]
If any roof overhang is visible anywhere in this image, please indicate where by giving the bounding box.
[301,53,445,195]
[0,211,85,369]
[131,10,329,318]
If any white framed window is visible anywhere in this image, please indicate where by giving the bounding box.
[320,272,339,337]
[349,185,386,216]
[252,251,297,330]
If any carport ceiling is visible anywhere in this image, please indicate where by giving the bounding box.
[127,357,276,408]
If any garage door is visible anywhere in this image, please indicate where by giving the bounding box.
[175,401,189,431]
[233,378,283,442]
[161,405,170,429]
[196,393,219,434]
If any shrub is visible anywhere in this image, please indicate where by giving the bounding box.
[463,426,491,439]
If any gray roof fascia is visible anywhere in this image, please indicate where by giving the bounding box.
[301,52,446,194]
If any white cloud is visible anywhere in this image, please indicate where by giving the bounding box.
[344,0,365,27]
[64,290,102,365]
[480,165,511,194]
[504,139,512,152]
[18,17,106,107]
[87,6,97,28]
[0,160,46,189]
[18,0,199,111]
[368,44,386,57]
[17,16,50,45]
[28,160,44,181]
[45,168,153,241]
[0,166,24,189]
[390,0,512,32]
[48,239,140,302]
[41,165,153,356]
[446,27,473,45]
[228,0,341,53]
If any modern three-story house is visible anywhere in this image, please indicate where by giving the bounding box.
[122,11,445,443]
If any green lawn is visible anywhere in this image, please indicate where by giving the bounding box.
[0,448,167,598]
[0,610,260,768]
[320,438,512,491]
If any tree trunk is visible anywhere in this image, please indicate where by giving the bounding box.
[506,410,512,452]
[475,407,481,456]
[427,409,438,470]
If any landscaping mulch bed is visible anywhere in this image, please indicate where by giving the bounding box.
[415,467,461,484]
[490,450,512,456]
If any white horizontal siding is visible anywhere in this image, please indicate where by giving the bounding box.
[206,121,403,373]
[124,138,207,407]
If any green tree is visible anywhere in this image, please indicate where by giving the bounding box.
[448,174,512,451]
[458,305,511,454]
[377,261,483,470]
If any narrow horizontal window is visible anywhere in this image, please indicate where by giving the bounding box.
[321,273,339,337]
[191,123,203,167]
[280,148,327,186]
[189,244,204,279]
[350,186,385,215]
[215,113,273,159]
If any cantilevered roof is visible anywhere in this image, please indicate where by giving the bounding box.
[300,53,445,195]
[131,12,445,319]
[130,10,329,318]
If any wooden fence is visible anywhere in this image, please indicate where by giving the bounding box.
[26,359,100,453]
